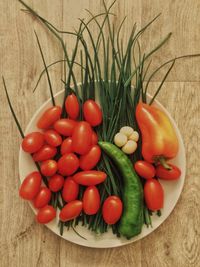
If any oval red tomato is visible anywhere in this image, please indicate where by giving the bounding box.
[40,160,58,177]
[44,129,62,147]
[102,196,123,225]
[65,93,79,120]
[54,119,77,136]
[60,137,73,155]
[155,164,181,180]
[83,186,100,215]
[59,200,83,222]
[62,177,79,202]
[48,174,64,192]
[33,186,52,209]
[79,145,101,170]
[72,121,92,155]
[36,205,56,224]
[144,179,164,211]
[73,171,107,186]
[22,132,44,153]
[91,131,98,145]
[32,145,57,162]
[83,100,102,127]
[57,153,79,176]
[19,171,42,200]
[134,160,155,179]
[37,106,62,129]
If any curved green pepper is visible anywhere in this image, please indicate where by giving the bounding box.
[98,141,143,239]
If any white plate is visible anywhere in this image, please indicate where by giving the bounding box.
[19,90,186,248]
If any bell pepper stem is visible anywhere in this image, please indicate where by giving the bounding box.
[156,156,172,170]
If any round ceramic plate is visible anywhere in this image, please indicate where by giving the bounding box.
[19,89,186,248]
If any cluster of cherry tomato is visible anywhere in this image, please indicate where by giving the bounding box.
[134,160,181,211]
[19,94,123,225]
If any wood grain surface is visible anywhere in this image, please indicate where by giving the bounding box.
[0,1,200,266]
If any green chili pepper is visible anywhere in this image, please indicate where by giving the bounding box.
[98,141,144,239]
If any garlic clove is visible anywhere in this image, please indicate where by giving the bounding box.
[122,140,137,154]
[120,126,134,137]
[129,131,139,142]
[114,133,128,147]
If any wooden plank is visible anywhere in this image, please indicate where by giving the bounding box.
[141,0,200,82]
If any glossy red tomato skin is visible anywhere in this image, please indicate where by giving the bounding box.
[22,132,44,153]
[60,137,73,155]
[73,171,107,186]
[36,205,56,224]
[83,186,100,215]
[72,121,92,155]
[37,106,62,129]
[144,179,164,211]
[19,171,42,200]
[155,164,181,180]
[91,131,98,145]
[33,187,52,209]
[65,93,80,120]
[54,119,77,136]
[57,153,79,176]
[44,130,62,147]
[62,177,79,202]
[102,196,123,225]
[83,100,102,127]
[79,145,101,171]
[32,145,57,162]
[40,160,58,177]
[48,174,64,192]
[134,160,156,179]
[59,200,83,222]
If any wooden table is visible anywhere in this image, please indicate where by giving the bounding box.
[1,1,200,266]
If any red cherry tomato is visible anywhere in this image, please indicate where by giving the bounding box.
[83,186,100,215]
[65,93,79,120]
[72,121,92,155]
[54,119,77,136]
[155,164,181,180]
[59,200,83,222]
[60,137,73,155]
[33,186,52,209]
[102,196,123,225]
[40,160,58,177]
[73,171,107,186]
[19,171,42,200]
[80,145,101,170]
[37,106,62,129]
[83,100,102,127]
[134,160,156,179]
[44,130,62,147]
[57,153,79,176]
[32,145,57,162]
[22,132,44,153]
[62,177,79,202]
[36,205,56,224]
[48,174,65,192]
[91,131,98,145]
[144,179,164,211]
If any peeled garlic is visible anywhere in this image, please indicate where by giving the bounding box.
[122,140,137,154]
[129,131,139,142]
[120,126,134,137]
[114,133,128,147]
